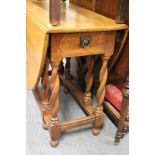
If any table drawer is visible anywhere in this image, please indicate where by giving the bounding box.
[59,32,116,58]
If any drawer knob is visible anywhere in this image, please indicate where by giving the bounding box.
[80,36,91,48]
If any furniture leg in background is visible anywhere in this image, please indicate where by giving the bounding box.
[84,56,94,106]
[64,58,71,93]
[49,0,61,26]
[115,77,129,143]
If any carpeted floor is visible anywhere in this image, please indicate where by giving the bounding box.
[26,87,129,155]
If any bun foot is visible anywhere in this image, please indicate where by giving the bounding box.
[114,138,120,144]
[64,87,69,94]
[92,128,100,136]
[50,140,59,147]
[42,123,48,130]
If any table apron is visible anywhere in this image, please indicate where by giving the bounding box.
[50,31,116,61]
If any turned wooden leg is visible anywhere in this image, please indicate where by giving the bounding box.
[41,60,50,129]
[59,60,64,85]
[33,59,51,130]
[115,78,129,144]
[48,62,61,147]
[64,58,71,93]
[84,56,94,106]
[41,59,50,105]
[92,55,110,135]
[59,60,64,75]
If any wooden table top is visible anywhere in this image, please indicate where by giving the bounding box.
[27,0,128,33]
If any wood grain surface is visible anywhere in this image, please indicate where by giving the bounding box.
[27,0,128,33]
[60,32,116,57]
[26,12,49,89]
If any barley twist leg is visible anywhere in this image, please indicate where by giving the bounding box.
[41,59,51,129]
[48,62,61,147]
[92,55,110,135]
[84,56,94,106]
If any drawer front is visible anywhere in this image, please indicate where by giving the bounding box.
[60,32,116,58]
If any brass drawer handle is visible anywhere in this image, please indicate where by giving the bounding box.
[80,36,91,48]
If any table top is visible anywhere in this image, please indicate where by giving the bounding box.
[27,0,128,33]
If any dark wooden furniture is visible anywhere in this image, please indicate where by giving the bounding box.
[26,0,128,147]
[49,0,61,25]
[70,0,96,11]
[104,77,129,143]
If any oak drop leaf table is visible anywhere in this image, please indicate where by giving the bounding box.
[26,0,128,147]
